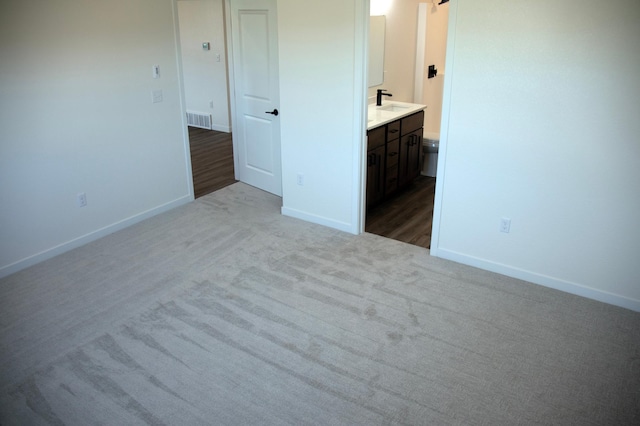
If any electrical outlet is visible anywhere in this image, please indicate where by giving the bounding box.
[209,100,214,108]
[77,192,87,208]
[296,174,304,186]
[500,217,511,233]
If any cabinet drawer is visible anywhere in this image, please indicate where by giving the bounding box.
[387,121,400,141]
[385,165,398,195]
[401,110,424,135]
[386,139,399,168]
[367,126,385,150]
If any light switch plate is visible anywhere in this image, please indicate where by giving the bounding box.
[152,89,163,103]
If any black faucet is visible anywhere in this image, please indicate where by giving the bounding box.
[376,89,392,106]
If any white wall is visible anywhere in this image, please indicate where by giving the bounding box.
[433,0,640,310]
[368,0,421,103]
[178,0,230,132]
[0,0,192,277]
[278,0,367,233]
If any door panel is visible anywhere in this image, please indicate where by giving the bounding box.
[244,115,274,172]
[238,12,270,100]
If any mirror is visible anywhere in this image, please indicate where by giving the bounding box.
[368,16,385,87]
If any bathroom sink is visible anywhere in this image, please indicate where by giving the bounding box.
[378,103,411,112]
[367,101,427,130]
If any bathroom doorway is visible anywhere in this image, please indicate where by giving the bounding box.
[365,0,449,249]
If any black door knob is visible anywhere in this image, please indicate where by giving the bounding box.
[265,109,279,116]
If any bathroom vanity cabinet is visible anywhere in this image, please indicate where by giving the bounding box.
[366,110,424,209]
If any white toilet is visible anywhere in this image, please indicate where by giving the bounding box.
[422,131,439,177]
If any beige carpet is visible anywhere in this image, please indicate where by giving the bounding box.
[1,183,639,425]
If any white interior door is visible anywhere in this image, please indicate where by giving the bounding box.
[230,0,282,196]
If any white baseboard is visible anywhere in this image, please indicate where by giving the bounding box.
[430,247,640,312]
[281,206,357,235]
[211,124,231,133]
[0,195,193,279]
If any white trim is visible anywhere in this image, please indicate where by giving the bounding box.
[281,207,354,234]
[413,3,427,103]
[211,124,231,133]
[435,248,640,312]
[429,0,457,253]
[0,196,193,279]
[355,0,370,235]
[224,0,240,181]
[172,0,195,200]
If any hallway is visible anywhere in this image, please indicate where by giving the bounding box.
[188,127,236,198]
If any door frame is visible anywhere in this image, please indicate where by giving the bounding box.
[223,0,240,181]
[358,0,454,250]
[427,0,455,255]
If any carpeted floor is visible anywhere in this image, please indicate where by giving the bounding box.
[1,183,639,425]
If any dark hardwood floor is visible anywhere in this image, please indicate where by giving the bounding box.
[188,127,236,198]
[365,175,436,249]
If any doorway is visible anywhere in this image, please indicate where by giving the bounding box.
[364,1,449,249]
[177,0,282,199]
[177,0,235,199]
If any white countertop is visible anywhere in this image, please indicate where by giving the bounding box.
[367,101,426,130]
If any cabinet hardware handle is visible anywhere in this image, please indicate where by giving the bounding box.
[377,155,382,191]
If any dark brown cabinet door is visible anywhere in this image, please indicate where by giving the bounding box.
[366,145,385,209]
[399,130,422,188]
[384,139,399,196]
